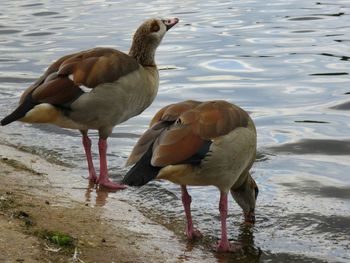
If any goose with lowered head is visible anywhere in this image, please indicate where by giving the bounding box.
[123,100,258,252]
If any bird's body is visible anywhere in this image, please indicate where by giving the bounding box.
[123,100,258,252]
[1,18,179,189]
[156,117,256,190]
[18,48,158,133]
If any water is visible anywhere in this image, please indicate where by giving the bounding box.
[1,0,350,262]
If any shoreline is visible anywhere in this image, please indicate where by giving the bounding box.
[0,143,215,262]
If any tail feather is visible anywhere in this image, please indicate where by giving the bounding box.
[1,96,38,126]
[122,144,160,186]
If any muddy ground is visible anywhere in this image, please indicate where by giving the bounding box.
[0,144,214,263]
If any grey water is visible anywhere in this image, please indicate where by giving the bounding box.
[1,0,350,262]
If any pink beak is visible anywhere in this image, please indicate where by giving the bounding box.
[244,212,256,224]
[162,18,179,31]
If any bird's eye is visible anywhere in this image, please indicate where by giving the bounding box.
[151,24,160,32]
[175,118,182,125]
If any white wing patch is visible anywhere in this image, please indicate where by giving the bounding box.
[79,85,91,93]
[68,74,90,93]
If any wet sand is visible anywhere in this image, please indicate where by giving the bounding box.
[0,144,214,263]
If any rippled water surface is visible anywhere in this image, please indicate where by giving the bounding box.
[1,1,350,262]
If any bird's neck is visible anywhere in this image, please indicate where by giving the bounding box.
[129,39,157,67]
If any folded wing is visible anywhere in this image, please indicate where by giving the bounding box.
[123,100,250,186]
[1,48,140,125]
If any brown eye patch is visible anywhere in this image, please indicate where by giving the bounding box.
[151,21,160,32]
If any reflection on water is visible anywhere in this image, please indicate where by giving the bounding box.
[280,180,350,200]
[269,139,350,155]
[1,0,350,262]
[200,59,263,73]
[331,100,350,110]
[85,183,111,207]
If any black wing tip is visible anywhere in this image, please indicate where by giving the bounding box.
[1,115,17,126]
[122,164,160,187]
[1,94,39,126]
[122,170,140,186]
[122,143,160,187]
[1,118,8,126]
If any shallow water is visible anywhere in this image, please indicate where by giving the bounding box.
[1,0,350,262]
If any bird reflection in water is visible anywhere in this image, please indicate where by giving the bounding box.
[181,218,261,261]
[214,223,262,263]
[84,181,110,207]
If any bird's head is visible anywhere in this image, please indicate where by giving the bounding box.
[231,174,259,224]
[129,18,179,65]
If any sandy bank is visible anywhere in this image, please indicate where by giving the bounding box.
[0,144,215,263]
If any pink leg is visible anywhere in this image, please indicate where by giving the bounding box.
[82,134,97,183]
[216,192,241,252]
[217,193,230,251]
[97,138,126,190]
[181,185,202,240]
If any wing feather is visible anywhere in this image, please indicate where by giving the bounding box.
[149,100,201,126]
[32,77,82,105]
[151,125,205,166]
[126,121,170,166]
[57,48,140,88]
[127,100,202,166]
[192,101,249,139]
[124,100,252,187]
[127,100,250,169]
[22,48,140,110]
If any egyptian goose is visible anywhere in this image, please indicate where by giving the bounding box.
[122,100,258,252]
[1,18,179,189]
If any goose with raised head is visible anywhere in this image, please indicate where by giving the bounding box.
[123,100,258,252]
[1,18,179,189]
